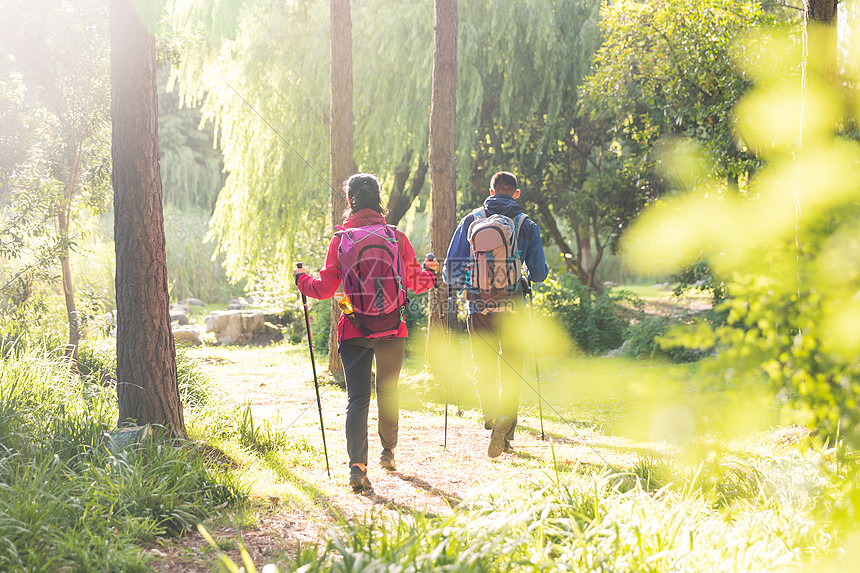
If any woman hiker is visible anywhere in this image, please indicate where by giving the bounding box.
[293,173,439,492]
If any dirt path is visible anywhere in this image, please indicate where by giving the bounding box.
[149,344,646,571]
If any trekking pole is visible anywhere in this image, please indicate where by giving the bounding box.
[447,282,463,417]
[444,281,450,450]
[523,277,545,441]
[425,254,449,449]
[296,262,331,477]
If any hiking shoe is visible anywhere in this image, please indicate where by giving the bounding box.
[488,416,512,458]
[504,439,515,454]
[379,448,396,471]
[484,420,493,431]
[349,465,372,492]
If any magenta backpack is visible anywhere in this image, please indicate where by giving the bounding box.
[336,224,408,337]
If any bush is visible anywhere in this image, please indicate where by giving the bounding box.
[534,274,631,354]
[78,342,213,410]
[404,291,429,332]
[624,316,705,362]
[309,298,331,355]
[624,316,672,359]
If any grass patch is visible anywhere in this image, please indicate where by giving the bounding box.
[0,345,245,572]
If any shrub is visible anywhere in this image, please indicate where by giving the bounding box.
[624,316,705,362]
[534,274,631,354]
[309,298,331,355]
[404,290,429,332]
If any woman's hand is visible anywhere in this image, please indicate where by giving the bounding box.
[293,266,308,285]
[423,254,439,274]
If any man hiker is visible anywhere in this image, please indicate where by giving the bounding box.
[443,170,548,457]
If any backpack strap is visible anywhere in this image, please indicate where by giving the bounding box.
[512,213,528,258]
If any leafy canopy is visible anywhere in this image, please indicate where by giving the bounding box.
[627,25,860,448]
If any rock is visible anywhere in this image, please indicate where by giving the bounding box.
[204,309,283,346]
[170,309,190,326]
[173,324,203,346]
[104,425,152,453]
[227,297,249,310]
[180,297,206,307]
[605,339,631,357]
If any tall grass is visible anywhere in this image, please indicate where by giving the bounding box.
[0,346,244,572]
[274,463,832,572]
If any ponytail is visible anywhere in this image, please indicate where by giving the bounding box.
[342,173,385,219]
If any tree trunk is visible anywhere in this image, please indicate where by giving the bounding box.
[60,140,82,369]
[58,207,79,367]
[533,195,578,274]
[575,225,604,292]
[428,0,458,338]
[806,0,837,23]
[805,0,838,84]
[111,0,186,438]
[387,155,428,226]
[328,0,356,376]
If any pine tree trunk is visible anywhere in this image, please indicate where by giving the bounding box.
[428,0,458,337]
[111,0,186,438]
[328,0,355,376]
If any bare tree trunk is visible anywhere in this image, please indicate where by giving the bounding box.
[533,195,577,274]
[428,0,458,339]
[111,0,186,438]
[58,207,79,367]
[328,0,356,377]
[805,0,838,84]
[387,155,428,226]
[806,0,837,23]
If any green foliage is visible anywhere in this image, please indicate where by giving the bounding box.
[0,1,112,256]
[309,298,331,356]
[623,316,673,359]
[163,205,233,304]
[670,275,860,448]
[0,346,243,571]
[582,0,776,185]
[404,291,428,333]
[167,0,333,283]
[534,274,631,354]
[458,0,602,198]
[158,67,224,212]
[624,25,860,448]
[623,316,706,363]
[673,261,728,304]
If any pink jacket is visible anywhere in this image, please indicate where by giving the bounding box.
[296,209,437,345]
